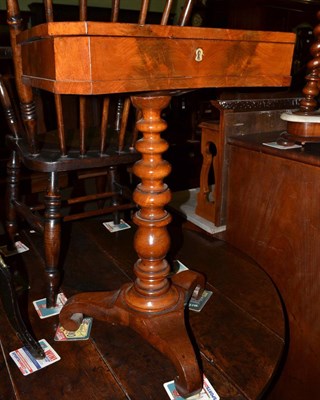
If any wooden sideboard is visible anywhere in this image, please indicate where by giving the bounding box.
[224,131,320,399]
[196,95,301,227]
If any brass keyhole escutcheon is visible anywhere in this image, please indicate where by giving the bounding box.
[195,48,204,62]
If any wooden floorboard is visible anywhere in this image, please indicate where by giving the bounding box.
[0,337,18,400]
[0,214,285,399]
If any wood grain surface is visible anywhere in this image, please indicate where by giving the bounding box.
[0,215,285,399]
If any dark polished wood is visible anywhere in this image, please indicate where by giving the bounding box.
[0,215,285,399]
[280,11,320,142]
[225,131,320,400]
[0,254,45,359]
[296,12,320,115]
[4,0,295,396]
[280,119,320,143]
[4,0,141,312]
[60,95,206,396]
[196,95,301,227]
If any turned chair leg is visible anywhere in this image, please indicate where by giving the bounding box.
[5,150,20,251]
[108,166,121,225]
[44,172,62,308]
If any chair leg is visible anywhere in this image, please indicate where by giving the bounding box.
[0,255,45,359]
[108,166,121,225]
[44,172,61,308]
[5,150,20,251]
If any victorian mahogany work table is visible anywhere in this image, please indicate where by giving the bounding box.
[16,22,295,397]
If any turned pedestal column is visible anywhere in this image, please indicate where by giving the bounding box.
[280,11,320,144]
[60,95,205,397]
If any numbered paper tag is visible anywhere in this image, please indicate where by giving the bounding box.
[0,241,29,257]
[189,290,213,312]
[263,141,302,150]
[54,317,93,341]
[172,261,213,312]
[33,292,67,319]
[172,260,189,274]
[164,375,220,400]
[103,219,131,233]
[10,339,61,376]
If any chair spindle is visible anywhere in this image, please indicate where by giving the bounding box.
[178,0,195,26]
[100,97,110,154]
[161,0,174,25]
[43,0,54,22]
[111,0,120,22]
[139,0,150,24]
[54,94,67,156]
[79,0,87,21]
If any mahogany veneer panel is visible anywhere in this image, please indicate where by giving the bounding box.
[225,132,320,400]
[18,23,295,94]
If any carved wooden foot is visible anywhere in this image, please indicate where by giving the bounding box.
[60,95,205,397]
[0,255,45,359]
[60,272,204,397]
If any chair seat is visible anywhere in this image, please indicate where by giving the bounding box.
[6,129,140,173]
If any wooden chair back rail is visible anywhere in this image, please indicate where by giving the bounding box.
[40,0,136,158]
[16,0,187,158]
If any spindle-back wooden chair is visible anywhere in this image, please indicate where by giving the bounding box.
[5,0,176,312]
[4,0,197,376]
